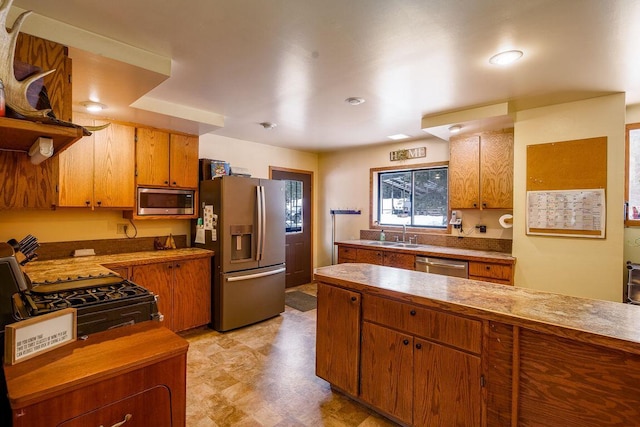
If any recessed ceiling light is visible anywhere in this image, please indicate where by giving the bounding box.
[489,50,523,66]
[448,125,462,133]
[345,97,365,106]
[81,101,106,112]
[259,121,277,129]
[388,134,410,140]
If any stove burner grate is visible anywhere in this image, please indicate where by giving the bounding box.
[25,281,152,315]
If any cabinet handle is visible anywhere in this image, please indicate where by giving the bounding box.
[168,264,173,269]
[172,181,177,186]
[96,200,102,206]
[85,200,91,206]
[486,265,491,270]
[164,180,169,184]
[351,296,357,302]
[482,203,487,208]
[403,339,409,345]
[175,263,180,268]
[416,343,422,350]
[101,413,132,427]
[473,203,477,208]
[410,310,416,316]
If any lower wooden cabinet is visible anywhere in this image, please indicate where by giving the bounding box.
[315,282,361,396]
[317,283,483,427]
[132,257,211,332]
[355,248,415,270]
[5,323,188,427]
[360,321,414,424]
[414,339,482,427]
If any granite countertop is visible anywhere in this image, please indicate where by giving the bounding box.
[314,263,640,354]
[336,239,515,264]
[23,248,214,283]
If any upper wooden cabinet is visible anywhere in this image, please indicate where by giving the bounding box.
[449,129,514,209]
[58,116,135,209]
[136,129,199,189]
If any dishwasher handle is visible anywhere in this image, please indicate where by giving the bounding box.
[422,260,467,269]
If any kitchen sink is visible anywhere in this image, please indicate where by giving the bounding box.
[367,241,398,246]
[394,243,420,248]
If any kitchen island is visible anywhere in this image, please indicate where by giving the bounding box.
[314,263,640,427]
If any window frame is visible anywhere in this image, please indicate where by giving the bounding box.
[370,161,450,234]
[626,123,640,227]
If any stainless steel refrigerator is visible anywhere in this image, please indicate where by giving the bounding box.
[195,175,286,331]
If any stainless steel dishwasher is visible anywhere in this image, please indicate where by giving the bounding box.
[415,256,468,278]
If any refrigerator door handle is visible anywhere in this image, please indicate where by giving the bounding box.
[256,186,263,261]
[226,267,286,282]
[260,184,267,259]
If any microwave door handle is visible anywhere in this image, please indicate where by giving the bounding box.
[256,186,263,261]
[260,185,267,259]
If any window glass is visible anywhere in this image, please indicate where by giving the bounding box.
[378,166,448,228]
[284,179,303,233]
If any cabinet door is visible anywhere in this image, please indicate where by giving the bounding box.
[169,134,199,188]
[93,121,135,208]
[316,283,361,396]
[337,246,357,263]
[136,128,170,187]
[356,248,383,265]
[360,321,413,425]
[132,263,174,331]
[480,131,513,209]
[449,135,480,209]
[172,258,211,332]
[0,150,58,209]
[414,339,482,427]
[384,252,415,270]
[58,116,94,207]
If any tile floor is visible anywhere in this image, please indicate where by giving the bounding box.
[179,283,397,426]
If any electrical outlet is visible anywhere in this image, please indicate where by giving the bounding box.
[117,224,128,234]
[475,224,487,233]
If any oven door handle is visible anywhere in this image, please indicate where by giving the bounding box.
[226,267,286,282]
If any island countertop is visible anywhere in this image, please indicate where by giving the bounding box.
[314,263,640,355]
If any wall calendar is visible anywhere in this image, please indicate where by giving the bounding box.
[526,189,605,238]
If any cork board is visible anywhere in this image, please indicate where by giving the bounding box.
[526,137,607,191]
[526,137,607,238]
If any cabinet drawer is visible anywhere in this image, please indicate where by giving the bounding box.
[356,248,383,265]
[469,261,512,282]
[362,295,481,354]
[59,385,172,427]
[337,246,357,262]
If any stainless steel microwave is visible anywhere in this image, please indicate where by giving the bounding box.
[137,187,195,216]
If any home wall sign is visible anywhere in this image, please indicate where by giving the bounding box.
[390,147,426,161]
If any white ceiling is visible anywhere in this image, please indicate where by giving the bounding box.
[10,0,640,151]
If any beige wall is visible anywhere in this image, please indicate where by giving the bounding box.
[512,94,626,302]
[0,208,189,244]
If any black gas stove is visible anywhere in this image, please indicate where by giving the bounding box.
[12,273,162,337]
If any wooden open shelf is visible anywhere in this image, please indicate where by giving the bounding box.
[0,116,85,154]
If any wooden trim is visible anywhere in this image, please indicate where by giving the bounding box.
[369,161,451,234]
[270,166,315,277]
[626,123,640,227]
[511,326,520,427]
